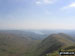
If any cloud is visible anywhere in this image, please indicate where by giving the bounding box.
[35,0,57,5]
[43,0,56,4]
[35,1,41,5]
[61,2,75,10]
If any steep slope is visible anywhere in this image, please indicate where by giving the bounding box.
[46,45,75,56]
[34,33,75,56]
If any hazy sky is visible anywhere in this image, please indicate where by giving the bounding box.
[0,0,75,30]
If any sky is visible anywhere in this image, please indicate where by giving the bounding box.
[0,0,75,30]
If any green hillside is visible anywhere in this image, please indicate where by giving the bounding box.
[0,32,74,56]
[33,33,75,56]
[47,45,75,56]
[0,32,40,56]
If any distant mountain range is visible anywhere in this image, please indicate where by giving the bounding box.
[0,30,48,40]
[0,30,75,39]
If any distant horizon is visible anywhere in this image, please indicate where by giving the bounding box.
[0,29,75,31]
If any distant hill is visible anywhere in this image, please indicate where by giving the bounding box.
[34,33,75,56]
[0,30,47,40]
[0,31,41,56]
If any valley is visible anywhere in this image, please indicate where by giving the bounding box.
[0,30,75,56]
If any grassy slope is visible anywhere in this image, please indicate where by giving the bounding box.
[47,45,75,56]
[33,33,75,56]
[0,32,74,56]
[0,32,41,56]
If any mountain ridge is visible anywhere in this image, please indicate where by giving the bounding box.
[33,33,75,56]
